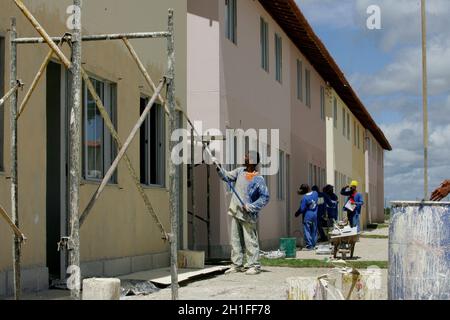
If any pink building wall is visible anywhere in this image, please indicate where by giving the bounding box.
[187,0,328,256]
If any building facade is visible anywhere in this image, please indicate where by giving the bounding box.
[186,0,391,257]
[0,0,187,296]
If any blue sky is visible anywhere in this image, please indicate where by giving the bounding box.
[296,0,450,202]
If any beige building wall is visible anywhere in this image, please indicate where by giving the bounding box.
[365,130,385,223]
[0,0,187,296]
[326,89,369,227]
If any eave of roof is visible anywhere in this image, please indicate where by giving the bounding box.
[259,0,392,151]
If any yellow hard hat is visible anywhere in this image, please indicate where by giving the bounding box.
[351,180,359,187]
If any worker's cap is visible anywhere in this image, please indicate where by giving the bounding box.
[350,180,359,187]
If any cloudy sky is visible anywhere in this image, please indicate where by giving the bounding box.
[296,0,450,202]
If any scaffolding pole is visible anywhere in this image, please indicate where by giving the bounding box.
[166,9,179,301]
[0,205,27,242]
[68,0,82,300]
[13,32,170,44]
[0,80,22,108]
[421,0,429,200]
[17,47,56,119]
[9,18,21,300]
[121,37,170,115]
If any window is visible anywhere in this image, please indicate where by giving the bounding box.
[0,36,4,171]
[334,170,338,188]
[342,108,346,136]
[322,168,326,189]
[357,125,360,149]
[82,77,117,182]
[225,0,237,44]
[260,18,269,72]
[140,97,166,187]
[297,60,303,101]
[313,165,318,186]
[308,163,313,186]
[354,121,357,146]
[305,69,311,107]
[320,86,325,120]
[275,33,282,83]
[347,113,350,140]
[333,98,338,128]
[277,150,285,200]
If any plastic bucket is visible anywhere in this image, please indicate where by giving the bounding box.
[280,238,297,258]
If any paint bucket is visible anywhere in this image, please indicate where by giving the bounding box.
[280,238,297,258]
[389,201,450,300]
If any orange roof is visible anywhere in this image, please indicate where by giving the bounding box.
[259,0,392,150]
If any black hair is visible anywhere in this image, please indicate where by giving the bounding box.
[298,184,310,195]
[247,151,261,165]
[312,185,319,192]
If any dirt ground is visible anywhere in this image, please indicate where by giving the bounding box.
[125,267,388,300]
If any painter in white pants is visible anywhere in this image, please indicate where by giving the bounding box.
[230,215,260,271]
[214,152,270,275]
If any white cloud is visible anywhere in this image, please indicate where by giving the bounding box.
[356,36,450,96]
[295,0,356,29]
[296,0,450,202]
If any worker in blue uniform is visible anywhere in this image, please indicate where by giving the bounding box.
[295,184,319,250]
[324,185,339,225]
[312,186,328,242]
[341,181,364,232]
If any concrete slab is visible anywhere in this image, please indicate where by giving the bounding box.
[150,266,229,286]
[119,266,229,286]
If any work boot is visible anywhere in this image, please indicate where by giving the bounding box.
[225,265,244,274]
[245,267,261,275]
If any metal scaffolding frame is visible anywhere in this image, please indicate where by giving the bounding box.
[0,0,179,300]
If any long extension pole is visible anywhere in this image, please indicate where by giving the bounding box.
[167,9,179,301]
[421,0,429,200]
[9,17,21,301]
[68,0,82,300]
